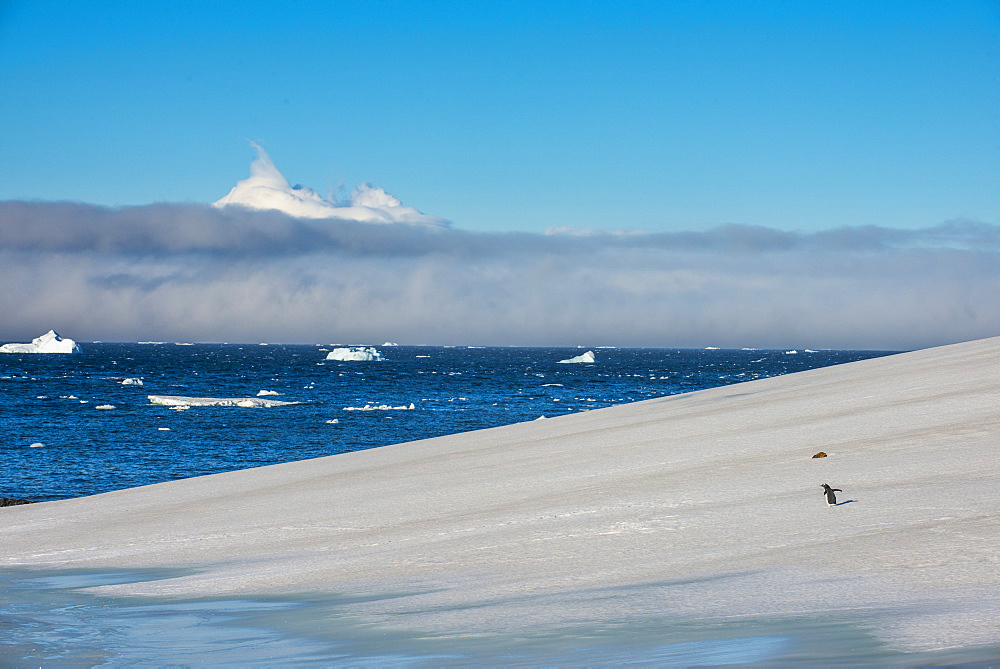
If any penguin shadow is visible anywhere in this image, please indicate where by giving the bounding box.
[833,499,858,506]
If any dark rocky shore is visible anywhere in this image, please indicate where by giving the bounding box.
[1,497,38,507]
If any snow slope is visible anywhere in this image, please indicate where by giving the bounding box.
[3,336,999,660]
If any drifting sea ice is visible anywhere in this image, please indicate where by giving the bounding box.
[342,403,416,411]
[148,395,301,408]
[325,346,384,362]
[121,378,143,386]
[558,350,596,364]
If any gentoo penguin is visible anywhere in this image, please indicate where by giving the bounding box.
[820,483,842,507]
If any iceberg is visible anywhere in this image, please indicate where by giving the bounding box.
[0,330,82,354]
[557,350,595,364]
[325,346,384,362]
[148,395,302,408]
[121,378,143,386]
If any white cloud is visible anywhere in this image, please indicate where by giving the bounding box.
[212,141,449,227]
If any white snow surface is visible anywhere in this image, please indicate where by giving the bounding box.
[558,350,595,363]
[325,346,383,362]
[0,330,81,354]
[147,395,301,408]
[212,142,448,227]
[4,337,1000,657]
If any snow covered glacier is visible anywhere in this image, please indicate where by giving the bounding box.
[0,330,81,354]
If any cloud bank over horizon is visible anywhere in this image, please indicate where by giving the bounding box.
[2,200,997,350]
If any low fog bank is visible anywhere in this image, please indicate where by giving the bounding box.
[2,201,997,349]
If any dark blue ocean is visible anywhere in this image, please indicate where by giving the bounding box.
[2,343,897,501]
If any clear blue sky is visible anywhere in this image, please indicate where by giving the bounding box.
[1,0,996,233]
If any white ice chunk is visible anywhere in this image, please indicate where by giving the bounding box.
[148,395,302,408]
[0,330,82,354]
[557,350,595,364]
[257,390,280,396]
[325,346,384,362]
[121,378,143,386]
[342,403,415,411]
[95,404,116,410]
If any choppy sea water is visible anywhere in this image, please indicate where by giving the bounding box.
[3,343,896,501]
[2,343,896,501]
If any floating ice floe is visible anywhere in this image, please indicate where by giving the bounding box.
[0,330,82,354]
[343,403,416,411]
[325,346,384,362]
[382,342,399,347]
[256,390,280,396]
[121,378,143,386]
[148,395,302,408]
[557,350,595,364]
[29,442,45,448]
[95,404,116,410]
[325,419,339,424]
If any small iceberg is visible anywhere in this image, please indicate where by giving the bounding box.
[0,330,82,354]
[557,350,595,364]
[256,390,280,396]
[325,346,384,362]
[148,395,302,408]
[121,378,143,386]
[95,404,116,410]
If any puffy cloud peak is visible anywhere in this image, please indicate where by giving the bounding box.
[213,142,448,227]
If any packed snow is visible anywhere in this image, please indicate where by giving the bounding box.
[212,141,448,227]
[557,350,595,364]
[325,346,383,362]
[0,330,81,354]
[147,395,301,408]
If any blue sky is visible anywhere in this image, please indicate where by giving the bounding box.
[1,0,996,234]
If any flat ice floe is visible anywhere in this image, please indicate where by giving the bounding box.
[0,330,81,354]
[147,395,302,408]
